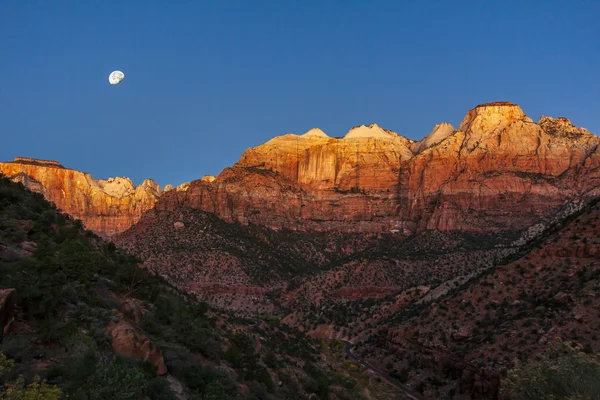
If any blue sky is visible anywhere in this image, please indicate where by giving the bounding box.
[1,1,598,187]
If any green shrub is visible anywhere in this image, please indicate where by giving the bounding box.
[203,380,226,400]
[501,341,600,400]
[0,351,62,400]
[73,357,149,400]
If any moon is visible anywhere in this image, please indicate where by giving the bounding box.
[109,70,125,85]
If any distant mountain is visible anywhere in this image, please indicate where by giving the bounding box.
[4,102,599,238]
[0,157,163,238]
[159,102,600,235]
[4,101,600,398]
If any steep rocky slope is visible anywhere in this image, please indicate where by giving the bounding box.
[398,102,600,233]
[157,122,415,233]
[5,102,598,238]
[0,176,401,400]
[349,197,600,399]
[114,203,419,313]
[0,157,163,238]
[116,197,535,334]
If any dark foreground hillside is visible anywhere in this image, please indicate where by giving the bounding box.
[356,198,600,399]
[3,172,599,399]
[0,175,399,399]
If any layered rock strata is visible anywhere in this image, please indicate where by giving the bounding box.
[160,102,600,234]
[4,102,599,236]
[0,158,162,237]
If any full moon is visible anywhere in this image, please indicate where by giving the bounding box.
[109,70,125,85]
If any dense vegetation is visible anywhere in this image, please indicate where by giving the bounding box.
[0,175,397,399]
[348,197,600,398]
[0,175,226,398]
[2,171,598,399]
[501,341,600,399]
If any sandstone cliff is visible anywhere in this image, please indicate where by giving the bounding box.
[0,157,162,238]
[158,102,600,234]
[399,102,600,232]
[5,102,599,237]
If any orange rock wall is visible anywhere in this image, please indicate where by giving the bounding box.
[4,102,600,237]
[0,160,161,238]
[160,103,600,234]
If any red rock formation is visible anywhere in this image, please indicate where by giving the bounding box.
[237,124,414,191]
[0,158,162,238]
[398,102,600,232]
[158,103,600,234]
[105,311,167,375]
[157,124,414,233]
[5,102,599,237]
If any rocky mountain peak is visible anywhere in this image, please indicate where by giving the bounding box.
[0,160,162,237]
[343,123,399,141]
[538,116,593,138]
[11,157,64,168]
[458,101,530,134]
[302,128,329,138]
[139,179,162,195]
[176,182,190,191]
[96,177,136,198]
[411,122,456,154]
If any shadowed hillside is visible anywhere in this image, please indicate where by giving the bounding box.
[0,175,402,400]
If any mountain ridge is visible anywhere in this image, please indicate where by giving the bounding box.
[0,158,163,237]
[3,101,600,399]
[1,101,598,238]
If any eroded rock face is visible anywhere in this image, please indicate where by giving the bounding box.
[410,122,455,154]
[156,124,414,233]
[237,123,414,191]
[0,158,162,238]
[105,311,167,375]
[5,102,600,237]
[398,102,600,232]
[158,103,600,234]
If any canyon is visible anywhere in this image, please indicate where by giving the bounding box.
[3,101,600,398]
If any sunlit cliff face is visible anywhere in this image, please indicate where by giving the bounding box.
[0,158,162,238]
[156,102,600,234]
[237,123,414,191]
[3,102,599,236]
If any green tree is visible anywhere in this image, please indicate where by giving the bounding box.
[203,380,226,400]
[76,357,149,400]
[0,352,62,400]
[225,333,258,374]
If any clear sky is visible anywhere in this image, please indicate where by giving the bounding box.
[1,1,599,187]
